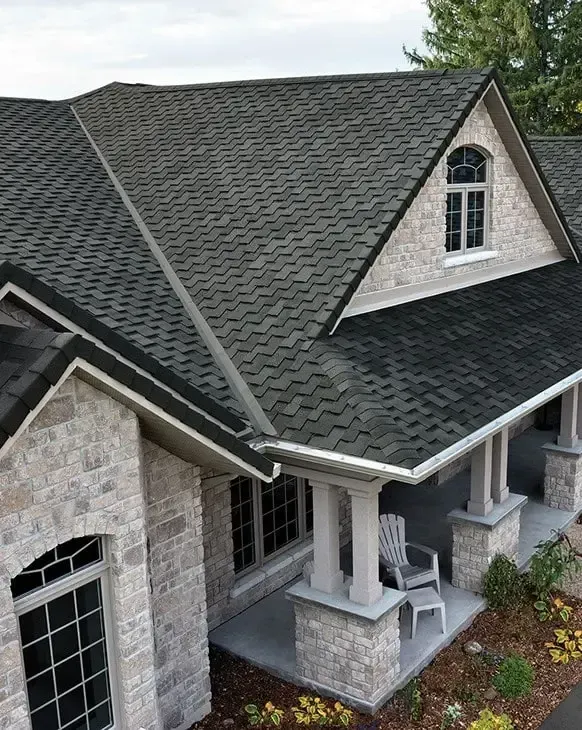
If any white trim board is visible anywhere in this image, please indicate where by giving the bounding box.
[0,358,278,482]
[343,250,564,318]
[0,282,241,436]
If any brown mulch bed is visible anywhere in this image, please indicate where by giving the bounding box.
[193,594,582,729]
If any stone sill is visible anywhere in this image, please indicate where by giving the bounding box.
[447,492,527,530]
[230,540,313,600]
[286,577,406,622]
[443,250,498,269]
[543,441,582,456]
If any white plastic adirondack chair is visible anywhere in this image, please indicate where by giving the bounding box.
[378,513,440,594]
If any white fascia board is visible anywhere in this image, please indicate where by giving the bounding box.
[0,282,241,437]
[253,366,582,484]
[0,358,278,483]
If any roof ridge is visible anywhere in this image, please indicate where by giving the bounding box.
[103,67,491,95]
[530,135,582,141]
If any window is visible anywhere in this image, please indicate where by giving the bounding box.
[446,146,489,254]
[12,537,116,730]
[231,474,313,574]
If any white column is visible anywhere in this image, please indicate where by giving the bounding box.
[558,385,579,449]
[348,487,383,606]
[467,438,494,517]
[491,428,509,504]
[310,481,344,594]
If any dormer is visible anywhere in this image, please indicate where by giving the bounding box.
[342,98,573,319]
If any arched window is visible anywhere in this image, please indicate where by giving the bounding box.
[445,146,489,254]
[11,536,116,730]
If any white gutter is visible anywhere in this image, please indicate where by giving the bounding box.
[252,366,582,484]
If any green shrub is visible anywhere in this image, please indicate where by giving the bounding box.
[483,554,526,610]
[468,709,514,730]
[528,534,581,601]
[401,677,422,721]
[492,654,534,698]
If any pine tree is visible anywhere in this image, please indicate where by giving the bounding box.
[404,0,582,135]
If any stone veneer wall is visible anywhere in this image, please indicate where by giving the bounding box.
[293,600,400,708]
[0,377,161,730]
[143,441,210,729]
[543,448,582,512]
[202,472,352,630]
[357,101,558,296]
[436,412,537,484]
[451,508,521,592]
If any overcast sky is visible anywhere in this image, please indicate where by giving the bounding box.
[0,0,428,99]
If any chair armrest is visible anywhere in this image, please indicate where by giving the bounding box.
[406,542,438,557]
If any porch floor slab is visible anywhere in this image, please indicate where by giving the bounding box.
[209,426,580,702]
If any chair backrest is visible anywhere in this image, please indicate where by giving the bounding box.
[378,513,409,568]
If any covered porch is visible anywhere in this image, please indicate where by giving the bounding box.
[210,395,582,711]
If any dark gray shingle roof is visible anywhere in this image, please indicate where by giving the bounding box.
[72,69,501,450]
[0,96,240,414]
[530,136,582,247]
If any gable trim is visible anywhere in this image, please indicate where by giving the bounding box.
[341,250,563,319]
[0,282,241,437]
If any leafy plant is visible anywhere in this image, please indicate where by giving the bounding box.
[441,703,463,730]
[291,696,353,726]
[468,708,514,730]
[244,702,285,726]
[452,685,479,704]
[480,649,505,667]
[483,554,526,610]
[492,655,534,698]
[401,678,422,721]
[528,533,581,602]
[545,628,582,664]
[534,596,573,623]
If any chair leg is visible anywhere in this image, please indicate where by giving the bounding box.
[411,609,418,639]
[440,605,446,634]
[435,575,441,595]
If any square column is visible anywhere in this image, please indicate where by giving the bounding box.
[543,442,582,512]
[558,385,579,449]
[449,493,527,593]
[467,438,494,517]
[348,486,383,606]
[310,481,344,594]
[491,428,509,504]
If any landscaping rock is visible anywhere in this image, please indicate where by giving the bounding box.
[484,687,498,701]
[463,640,483,656]
[222,720,234,727]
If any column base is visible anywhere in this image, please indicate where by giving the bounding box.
[543,442,582,512]
[286,579,405,708]
[349,580,383,607]
[492,485,509,504]
[448,493,527,593]
[310,569,344,594]
[467,498,494,517]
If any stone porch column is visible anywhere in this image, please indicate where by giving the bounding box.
[543,385,582,513]
[310,481,344,593]
[449,436,526,593]
[348,486,383,606]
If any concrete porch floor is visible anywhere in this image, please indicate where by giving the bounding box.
[209,426,579,697]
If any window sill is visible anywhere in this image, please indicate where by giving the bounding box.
[443,250,498,269]
[231,540,313,599]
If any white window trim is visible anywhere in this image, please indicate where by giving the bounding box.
[232,476,312,578]
[13,540,121,730]
[446,180,489,256]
